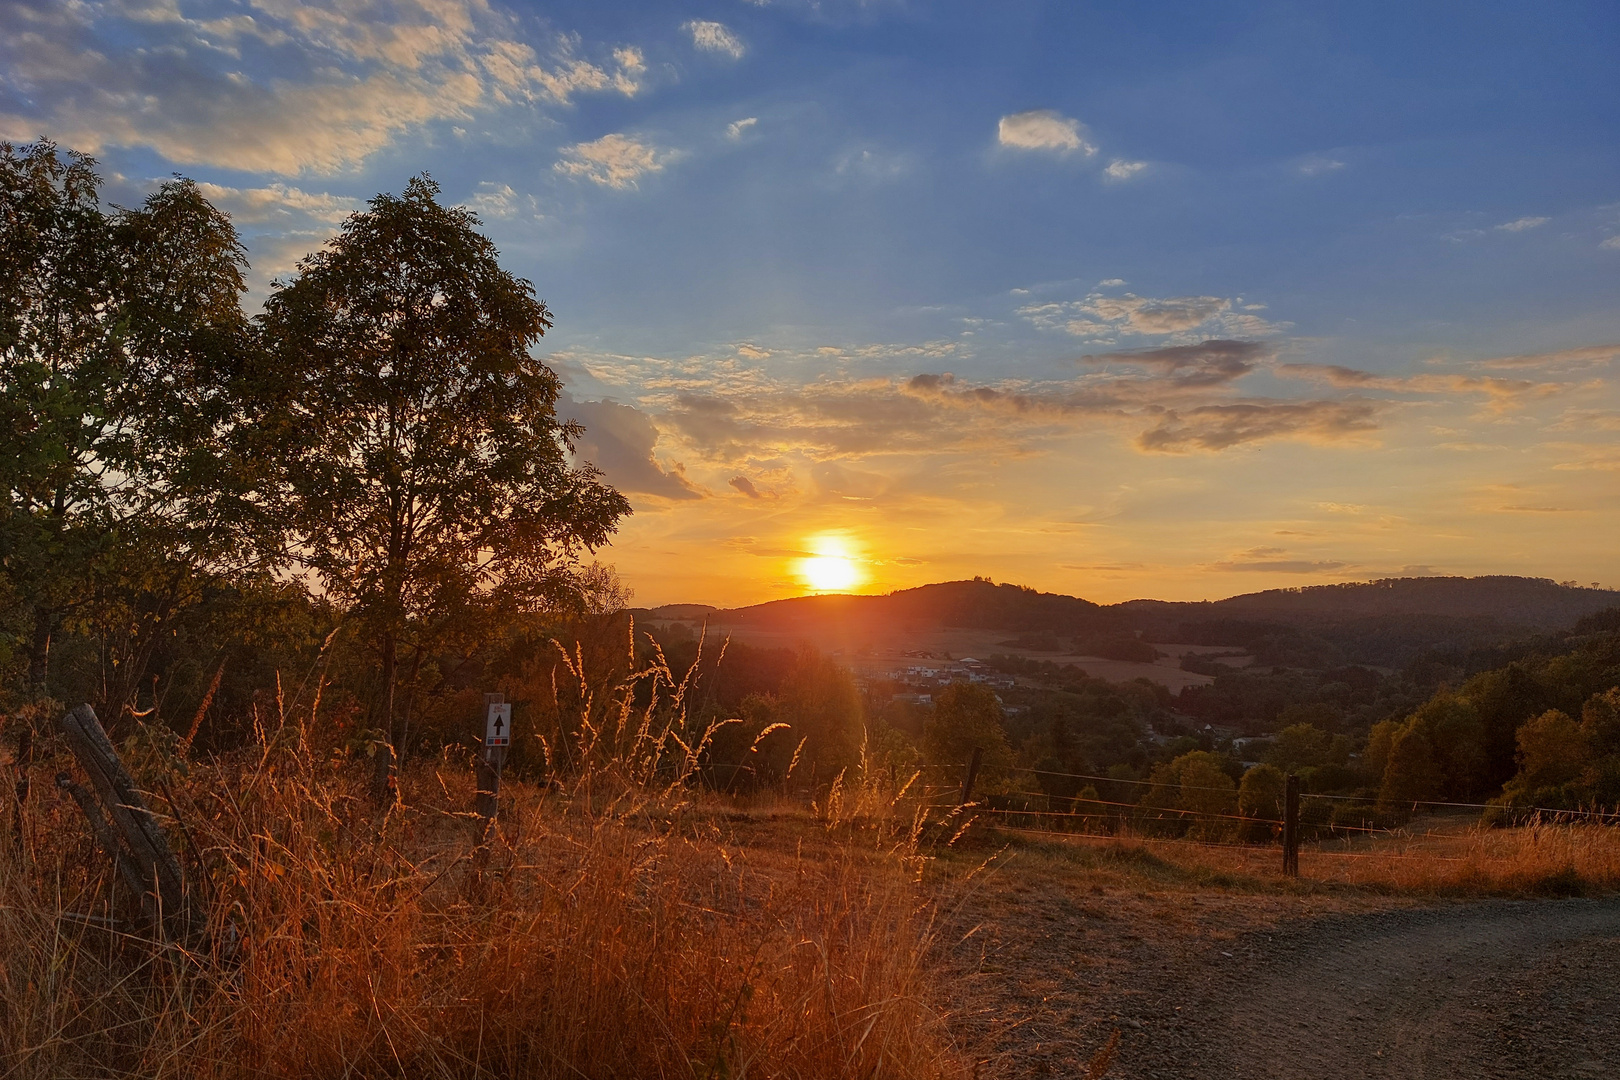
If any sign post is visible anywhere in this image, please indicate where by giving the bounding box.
[476,692,508,821]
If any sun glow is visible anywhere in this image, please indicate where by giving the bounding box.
[795,534,865,593]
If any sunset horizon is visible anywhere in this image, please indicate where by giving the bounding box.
[6,1,1616,610]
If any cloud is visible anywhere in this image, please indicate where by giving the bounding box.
[1602,236,1620,251]
[685,20,745,59]
[1477,344,1620,370]
[193,182,359,225]
[1104,159,1147,181]
[997,110,1095,155]
[1298,156,1345,176]
[463,181,529,218]
[1137,401,1381,452]
[1083,340,1272,387]
[726,117,758,140]
[1021,292,1285,339]
[1495,216,1549,232]
[729,476,764,498]
[555,133,680,189]
[1212,555,1350,573]
[561,396,703,500]
[0,0,646,175]
[811,461,889,499]
[1275,364,1566,412]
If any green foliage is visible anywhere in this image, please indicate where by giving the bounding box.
[2,140,272,713]
[1265,723,1333,772]
[1495,688,1620,811]
[923,682,1014,787]
[1238,763,1285,820]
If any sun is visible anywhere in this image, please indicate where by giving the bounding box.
[795,534,865,593]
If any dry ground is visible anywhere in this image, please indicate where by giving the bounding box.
[716,809,1620,1079]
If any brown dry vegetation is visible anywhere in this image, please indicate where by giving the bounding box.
[6,690,1620,1080]
[0,711,964,1079]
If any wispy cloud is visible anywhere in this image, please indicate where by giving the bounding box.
[193,182,359,224]
[997,110,1096,155]
[1104,159,1147,181]
[0,0,646,174]
[726,117,759,140]
[1298,155,1345,176]
[685,20,746,59]
[1496,216,1549,232]
[1020,291,1285,340]
[555,133,680,189]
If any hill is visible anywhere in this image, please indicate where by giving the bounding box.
[675,576,1620,672]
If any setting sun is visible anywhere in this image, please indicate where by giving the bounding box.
[796,534,865,593]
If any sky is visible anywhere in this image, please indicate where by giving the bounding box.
[5,0,1620,607]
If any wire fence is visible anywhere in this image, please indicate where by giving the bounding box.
[894,756,1620,862]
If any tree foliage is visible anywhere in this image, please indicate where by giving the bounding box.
[1,141,259,709]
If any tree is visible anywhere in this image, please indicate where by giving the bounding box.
[2,141,257,708]
[258,176,630,799]
[923,682,1014,789]
[1238,763,1285,822]
[1378,720,1442,806]
[1176,751,1238,840]
[1265,723,1332,773]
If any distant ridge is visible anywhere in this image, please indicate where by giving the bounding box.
[690,575,1619,640]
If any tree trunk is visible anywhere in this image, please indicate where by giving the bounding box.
[371,631,398,804]
[27,605,52,698]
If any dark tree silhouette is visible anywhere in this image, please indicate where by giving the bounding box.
[257,176,630,800]
[1,141,256,705]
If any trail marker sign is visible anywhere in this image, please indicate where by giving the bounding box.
[485,701,511,748]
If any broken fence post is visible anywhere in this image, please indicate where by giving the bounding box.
[57,703,202,941]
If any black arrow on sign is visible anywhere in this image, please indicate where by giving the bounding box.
[492,711,506,736]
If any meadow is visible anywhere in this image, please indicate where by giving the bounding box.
[7,676,1618,1079]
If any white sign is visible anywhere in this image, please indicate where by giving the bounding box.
[485,702,512,747]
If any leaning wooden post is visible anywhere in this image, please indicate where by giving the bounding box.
[56,704,201,941]
[1282,772,1301,877]
[959,746,984,806]
[475,692,510,822]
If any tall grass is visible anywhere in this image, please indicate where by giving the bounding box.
[1,646,964,1078]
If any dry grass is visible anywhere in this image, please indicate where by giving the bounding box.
[1,679,965,1078]
[953,812,1620,900]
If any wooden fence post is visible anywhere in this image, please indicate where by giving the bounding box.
[56,704,201,941]
[1282,772,1300,877]
[959,746,984,806]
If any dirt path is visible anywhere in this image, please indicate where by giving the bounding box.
[1116,898,1620,1079]
[946,889,1620,1078]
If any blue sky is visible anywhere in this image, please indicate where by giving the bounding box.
[5,0,1620,605]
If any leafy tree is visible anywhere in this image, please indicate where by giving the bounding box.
[1512,709,1586,792]
[1,141,258,709]
[923,682,1014,789]
[257,176,630,798]
[1177,751,1238,839]
[1238,763,1285,822]
[772,648,866,779]
[1378,720,1442,806]
[1265,722,1333,772]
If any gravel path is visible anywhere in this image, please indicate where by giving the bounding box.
[947,891,1620,1078]
[1104,898,1620,1079]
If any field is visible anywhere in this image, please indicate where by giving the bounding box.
[7,712,1619,1078]
[666,614,1242,692]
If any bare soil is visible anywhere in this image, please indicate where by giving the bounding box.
[944,873,1620,1079]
